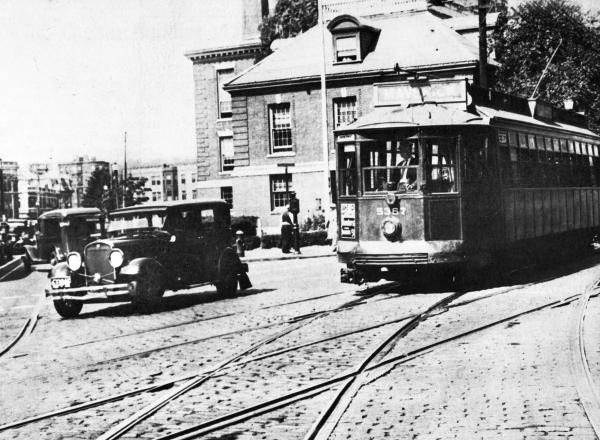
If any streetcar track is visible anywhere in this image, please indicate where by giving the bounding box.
[1,284,591,435]
[154,291,587,440]
[0,297,44,359]
[569,279,600,437]
[59,285,384,350]
[95,289,389,440]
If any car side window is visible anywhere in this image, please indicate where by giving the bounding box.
[165,212,185,235]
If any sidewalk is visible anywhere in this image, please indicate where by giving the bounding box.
[241,245,336,263]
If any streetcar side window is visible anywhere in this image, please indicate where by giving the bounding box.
[339,143,357,196]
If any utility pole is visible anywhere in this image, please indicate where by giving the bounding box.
[478,0,488,89]
[123,131,127,208]
[318,0,330,209]
[0,158,4,220]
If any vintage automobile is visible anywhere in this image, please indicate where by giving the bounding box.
[23,208,105,270]
[45,200,250,318]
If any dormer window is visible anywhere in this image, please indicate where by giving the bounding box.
[328,15,380,66]
[335,35,359,63]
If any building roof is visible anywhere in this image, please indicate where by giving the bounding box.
[226,11,480,91]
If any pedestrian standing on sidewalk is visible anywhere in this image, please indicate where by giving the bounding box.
[326,203,338,252]
[235,230,246,257]
[280,205,293,253]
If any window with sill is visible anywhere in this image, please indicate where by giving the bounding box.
[269,103,293,154]
[270,174,293,210]
[220,136,235,172]
[335,35,359,62]
[221,186,233,207]
[334,97,357,128]
[217,68,234,119]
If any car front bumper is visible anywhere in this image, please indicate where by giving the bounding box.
[45,282,132,302]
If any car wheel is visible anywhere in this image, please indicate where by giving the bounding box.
[216,256,238,297]
[131,264,165,312]
[53,299,82,319]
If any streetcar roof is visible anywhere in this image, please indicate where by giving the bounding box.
[335,103,485,132]
[476,106,600,140]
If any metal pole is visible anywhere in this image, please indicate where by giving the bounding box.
[0,158,4,220]
[478,0,488,89]
[318,0,330,208]
[122,131,127,208]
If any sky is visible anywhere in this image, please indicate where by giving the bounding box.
[0,0,245,167]
[1,0,597,168]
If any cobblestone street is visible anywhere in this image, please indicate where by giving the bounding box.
[2,253,600,439]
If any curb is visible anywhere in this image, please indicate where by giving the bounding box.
[0,257,23,282]
[242,253,336,263]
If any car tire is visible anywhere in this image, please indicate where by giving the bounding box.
[131,264,165,312]
[216,255,238,297]
[53,299,82,319]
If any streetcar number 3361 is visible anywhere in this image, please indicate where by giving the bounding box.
[376,207,406,216]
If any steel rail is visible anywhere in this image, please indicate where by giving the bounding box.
[303,290,465,440]
[570,280,600,437]
[0,303,409,433]
[95,284,396,440]
[156,292,580,440]
[0,296,43,358]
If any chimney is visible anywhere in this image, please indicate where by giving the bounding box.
[242,0,269,40]
[478,0,488,89]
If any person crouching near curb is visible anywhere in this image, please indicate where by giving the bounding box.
[280,205,293,253]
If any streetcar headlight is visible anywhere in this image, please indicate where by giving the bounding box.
[109,249,124,268]
[67,252,82,271]
[381,217,401,241]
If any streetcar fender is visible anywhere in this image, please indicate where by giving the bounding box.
[48,261,70,279]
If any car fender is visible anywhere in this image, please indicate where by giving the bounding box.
[120,257,164,277]
[23,244,39,261]
[49,261,70,279]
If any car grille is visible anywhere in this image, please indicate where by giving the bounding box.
[85,242,115,284]
[353,253,429,266]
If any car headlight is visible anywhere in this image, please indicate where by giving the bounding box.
[109,249,124,268]
[381,217,402,241]
[67,252,82,271]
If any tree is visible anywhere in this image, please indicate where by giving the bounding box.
[83,168,150,213]
[82,167,114,213]
[258,0,318,60]
[491,0,600,132]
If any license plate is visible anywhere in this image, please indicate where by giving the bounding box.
[50,277,71,289]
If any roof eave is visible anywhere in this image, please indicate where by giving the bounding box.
[225,60,477,93]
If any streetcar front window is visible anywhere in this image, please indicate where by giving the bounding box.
[361,139,420,193]
[426,140,457,193]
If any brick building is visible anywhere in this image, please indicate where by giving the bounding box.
[184,0,269,212]
[0,161,19,219]
[58,156,109,208]
[188,0,491,231]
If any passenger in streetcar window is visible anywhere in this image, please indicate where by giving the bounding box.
[396,150,417,191]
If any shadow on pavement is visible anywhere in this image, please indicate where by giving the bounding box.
[76,287,277,319]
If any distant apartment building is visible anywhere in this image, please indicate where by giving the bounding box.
[0,161,19,219]
[128,162,199,203]
[58,156,109,208]
[18,163,72,218]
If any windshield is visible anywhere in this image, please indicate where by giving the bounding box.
[107,212,166,237]
[361,139,420,193]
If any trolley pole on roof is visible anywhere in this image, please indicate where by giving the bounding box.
[318,0,330,209]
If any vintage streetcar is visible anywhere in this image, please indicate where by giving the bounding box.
[336,80,600,284]
[46,200,250,318]
[23,208,105,270]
